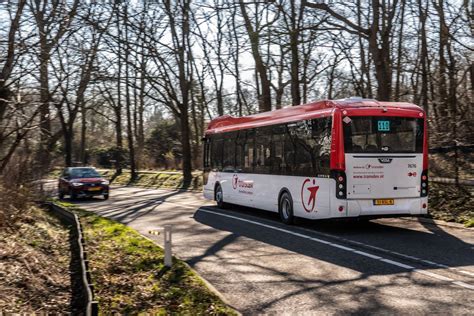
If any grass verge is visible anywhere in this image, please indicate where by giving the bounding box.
[53,200,236,315]
[50,167,202,191]
[104,169,203,191]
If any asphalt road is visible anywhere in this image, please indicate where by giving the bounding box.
[67,185,474,315]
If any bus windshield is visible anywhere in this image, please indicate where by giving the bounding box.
[343,116,424,153]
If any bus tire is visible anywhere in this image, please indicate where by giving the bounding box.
[215,184,227,209]
[279,191,294,225]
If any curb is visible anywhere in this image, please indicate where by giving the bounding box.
[47,202,98,316]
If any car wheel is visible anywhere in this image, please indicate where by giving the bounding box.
[279,191,294,225]
[215,184,227,209]
[69,189,77,201]
[103,194,109,200]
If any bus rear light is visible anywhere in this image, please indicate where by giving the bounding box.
[332,170,347,199]
[420,170,428,197]
[422,203,427,209]
[338,206,344,212]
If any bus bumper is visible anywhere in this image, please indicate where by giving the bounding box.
[344,197,428,217]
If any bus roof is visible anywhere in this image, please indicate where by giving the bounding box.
[205,98,423,135]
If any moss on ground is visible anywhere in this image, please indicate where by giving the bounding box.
[54,200,235,315]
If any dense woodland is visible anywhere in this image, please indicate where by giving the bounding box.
[0,0,472,186]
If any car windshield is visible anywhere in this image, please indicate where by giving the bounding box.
[343,116,424,153]
[69,168,101,178]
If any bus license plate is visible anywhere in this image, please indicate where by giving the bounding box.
[373,199,394,206]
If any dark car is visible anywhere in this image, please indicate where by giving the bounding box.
[58,167,109,200]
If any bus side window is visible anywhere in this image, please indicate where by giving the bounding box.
[243,129,255,173]
[223,132,236,172]
[203,138,210,169]
[255,127,271,174]
[313,117,332,175]
[271,125,285,175]
[284,124,296,175]
[211,135,224,171]
[236,130,247,173]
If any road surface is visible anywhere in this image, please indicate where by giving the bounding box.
[68,185,474,315]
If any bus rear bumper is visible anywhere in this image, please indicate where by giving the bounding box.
[345,197,428,217]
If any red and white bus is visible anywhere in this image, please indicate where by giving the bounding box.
[203,98,428,224]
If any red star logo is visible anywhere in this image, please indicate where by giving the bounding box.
[301,178,320,212]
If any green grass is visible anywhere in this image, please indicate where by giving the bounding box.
[107,170,203,191]
[465,219,474,228]
[53,200,235,315]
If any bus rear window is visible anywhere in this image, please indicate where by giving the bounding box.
[343,116,424,153]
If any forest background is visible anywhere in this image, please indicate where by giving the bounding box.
[0,0,471,186]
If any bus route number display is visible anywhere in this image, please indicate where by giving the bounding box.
[377,120,390,132]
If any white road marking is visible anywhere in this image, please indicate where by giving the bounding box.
[200,208,474,291]
[296,219,474,280]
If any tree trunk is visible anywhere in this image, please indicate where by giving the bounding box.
[180,110,192,186]
[289,1,302,106]
[80,99,87,164]
[368,0,392,101]
[124,4,136,180]
[417,0,429,112]
[239,1,271,112]
[394,0,405,101]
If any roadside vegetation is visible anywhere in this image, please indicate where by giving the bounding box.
[0,186,70,313]
[54,200,235,315]
[103,169,203,191]
[428,183,474,228]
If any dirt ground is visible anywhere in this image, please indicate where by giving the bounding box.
[0,206,71,313]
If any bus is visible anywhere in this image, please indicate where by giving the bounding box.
[202,98,428,224]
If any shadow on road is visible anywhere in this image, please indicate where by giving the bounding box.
[192,204,474,314]
[69,190,184,224]
[193,204,474,272]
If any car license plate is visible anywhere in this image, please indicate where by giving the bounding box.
[373,199,394,205]
[89,187,101,191]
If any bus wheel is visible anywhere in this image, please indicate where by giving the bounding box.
[215,184,227,209]
[279,191,294,225]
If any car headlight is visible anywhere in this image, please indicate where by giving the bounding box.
[72,182,83,187]
[101,180,109,185]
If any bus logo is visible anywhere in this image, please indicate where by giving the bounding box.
[378,158,392,163]
[232,174,238,189]
[301,178,320,212]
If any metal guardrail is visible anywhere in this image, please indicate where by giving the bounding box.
[48,203,98,316]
